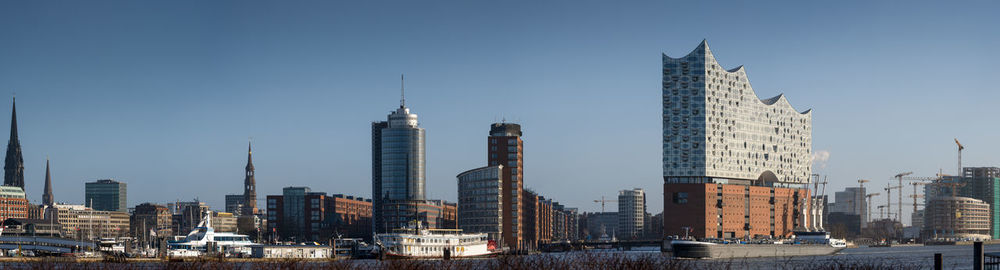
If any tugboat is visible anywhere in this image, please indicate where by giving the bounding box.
[374,222,497,259]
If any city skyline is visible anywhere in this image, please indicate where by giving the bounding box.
[1,1,999,222]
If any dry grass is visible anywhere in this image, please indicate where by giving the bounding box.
[0,253,925,270]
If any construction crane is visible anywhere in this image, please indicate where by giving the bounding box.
[865,193,880,227]
[884,183,902,221]
[593,196,617,212]
[955,138,964,176]
[909,182,926,218]
[892,172,913,223]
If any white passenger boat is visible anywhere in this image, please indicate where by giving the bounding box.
[167,210,257,257]
[375,223,497,259]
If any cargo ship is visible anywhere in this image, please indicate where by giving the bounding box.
[671,231,846,259]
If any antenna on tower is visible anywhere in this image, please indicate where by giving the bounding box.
[400,74,405,108]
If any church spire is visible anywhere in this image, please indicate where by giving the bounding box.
[242,140,257,216]
[43,157,53,206]
[3,96,24,189]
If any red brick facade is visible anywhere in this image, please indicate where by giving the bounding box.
[664,183,809,239]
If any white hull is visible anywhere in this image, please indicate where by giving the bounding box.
[376,228,497,259]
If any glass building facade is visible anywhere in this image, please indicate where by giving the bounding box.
[281,187,310,240]
[84,179,127,212]
[380,107,425,201]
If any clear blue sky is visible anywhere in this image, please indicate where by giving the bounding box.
[0,1,997,223]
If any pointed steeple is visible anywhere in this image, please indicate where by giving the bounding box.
[9,97,17,145]
[43,158,53,206]
[242,140,257,216]
[246,141,254,171]
[3,96,24,189]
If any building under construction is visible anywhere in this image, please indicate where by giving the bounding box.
[922,168,1000,239]
[923,196,991,240]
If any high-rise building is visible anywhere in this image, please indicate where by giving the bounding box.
[85,179,127,212]
[618,188,646,240]
[488,123,524,248]
[242,142,257,216]
[960,167,1000,239]
[662,41,812,239]
[3,97,24,189]
[372,78,426,232]
[457,165,504,245]
[42,158,53,206]
[371,121,389,234]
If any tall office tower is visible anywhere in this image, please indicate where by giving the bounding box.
[85,179,127,212]
[662,41,813,239]
[457,165,504,245]
[242,142,257,216]
[372,77,426,232]
[4,97,24,189]
[488,123,523,249]
[371,121,388,233]
[618,188,646,240]
[42,158,53,206]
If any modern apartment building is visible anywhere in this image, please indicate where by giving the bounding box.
[618,188,646,240]
[662,41,813,239]
[84,179,127,212]
[457,165,504,245]
[488,123,524,248]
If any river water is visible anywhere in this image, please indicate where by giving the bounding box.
[576,244,1000,269]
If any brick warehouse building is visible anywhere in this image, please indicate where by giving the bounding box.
[662,41,812,239]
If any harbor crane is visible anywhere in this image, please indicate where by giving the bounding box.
[593,196,617,212]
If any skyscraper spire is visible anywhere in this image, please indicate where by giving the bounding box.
[400,73,406,108]
[43,157,53,206]
[242,140,257,216]
[3,96,24,189]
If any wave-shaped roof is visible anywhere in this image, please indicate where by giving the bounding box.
[663,40,811,115]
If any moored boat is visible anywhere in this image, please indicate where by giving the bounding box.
[672,231,846,259]
[374,223,497,259]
